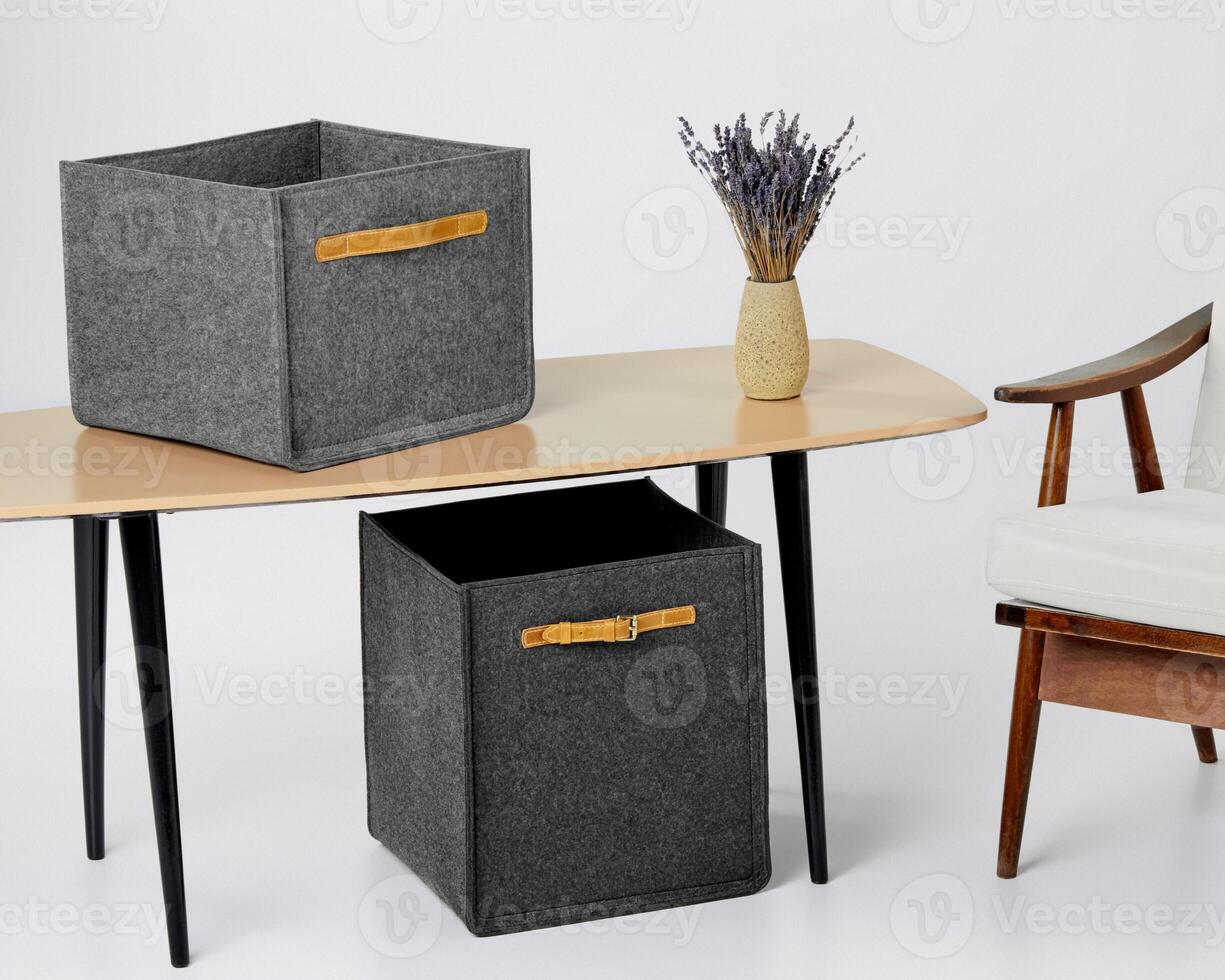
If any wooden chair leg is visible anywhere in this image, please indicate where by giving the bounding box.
[1192,726,1218,764]
[998,628,1046,879]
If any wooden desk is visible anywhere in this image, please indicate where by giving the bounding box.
[0,340,986,966]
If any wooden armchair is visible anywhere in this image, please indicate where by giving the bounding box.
[987,301,1224,878]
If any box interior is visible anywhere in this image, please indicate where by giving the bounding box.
[370,479,745,584]
[83,121,503,188]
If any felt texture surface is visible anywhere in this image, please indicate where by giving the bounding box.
[361,516,470,916]
[60,121,533,470]
[86,121,320,188]
[60,160,289,463]
[360,479,770,937]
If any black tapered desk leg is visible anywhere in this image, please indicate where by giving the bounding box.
[770,451,829,884]
[118,514,189,968]
[73,517,108,861]
[695,461,729,526]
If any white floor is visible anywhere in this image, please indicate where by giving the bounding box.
[4,2,1224,975]
[2,462,1224,979]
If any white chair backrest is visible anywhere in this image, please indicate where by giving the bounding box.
[1188,292,1225,492]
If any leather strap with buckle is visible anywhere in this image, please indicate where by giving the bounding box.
[520,605,696,650]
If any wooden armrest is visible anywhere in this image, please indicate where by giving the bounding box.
[995,303,1212,404]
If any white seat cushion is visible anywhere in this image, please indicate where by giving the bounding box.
[987,488,1225,636]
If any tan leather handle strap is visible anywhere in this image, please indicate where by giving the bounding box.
[315,209,488,263]
[520,605,696,650]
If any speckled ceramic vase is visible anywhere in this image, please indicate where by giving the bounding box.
[734,278,809,400]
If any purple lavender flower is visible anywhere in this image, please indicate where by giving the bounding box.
[677,110,864,282]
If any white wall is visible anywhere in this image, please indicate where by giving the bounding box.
[2,3,1224,976]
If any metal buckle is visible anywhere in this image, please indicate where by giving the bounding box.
[615,614,638,641]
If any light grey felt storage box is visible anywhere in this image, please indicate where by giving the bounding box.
[59,121,533,471]
[359,479,770,936]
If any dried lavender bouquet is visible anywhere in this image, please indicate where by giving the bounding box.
[678,111,864,283]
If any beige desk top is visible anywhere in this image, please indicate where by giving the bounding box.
[0,340,986,521]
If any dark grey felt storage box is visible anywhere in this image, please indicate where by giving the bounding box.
[59,121,533,471]
[359,479,770,936]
